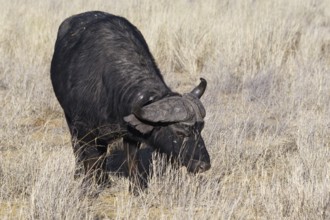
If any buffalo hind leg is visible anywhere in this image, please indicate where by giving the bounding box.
[123,138,148,195]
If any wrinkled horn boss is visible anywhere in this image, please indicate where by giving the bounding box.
[133,97,191,123]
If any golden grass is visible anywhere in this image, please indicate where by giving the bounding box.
[1,0,330,219]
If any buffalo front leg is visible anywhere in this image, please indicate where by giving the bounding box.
[123,138,148,195]
[65,116,109,186]
[72,135,109,186]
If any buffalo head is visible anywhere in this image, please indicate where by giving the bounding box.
[124,78,210,173]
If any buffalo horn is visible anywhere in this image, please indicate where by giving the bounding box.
[134,97,191,123]
[190,78,207,98]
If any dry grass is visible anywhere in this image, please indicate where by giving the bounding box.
[1,0,330,219]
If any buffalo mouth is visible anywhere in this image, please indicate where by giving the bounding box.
[186,159,211,173]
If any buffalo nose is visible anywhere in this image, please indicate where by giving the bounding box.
[198,162,211,172]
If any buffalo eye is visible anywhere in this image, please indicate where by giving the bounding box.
[176,130,188,138]
[175,124,192,138]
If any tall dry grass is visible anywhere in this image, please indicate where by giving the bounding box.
[1,0,330,219]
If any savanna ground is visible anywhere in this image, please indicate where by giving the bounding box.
[1,0,330,219]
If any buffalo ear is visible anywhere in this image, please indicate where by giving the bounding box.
[190,78,207,98]
[123,114,154,134]
[134,97,191,123]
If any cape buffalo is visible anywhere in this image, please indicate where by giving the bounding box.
[50,11,210,194]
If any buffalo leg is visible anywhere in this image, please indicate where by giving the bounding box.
[71,131,109,186]
[65,114,109,186]
[123,138,148,195]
